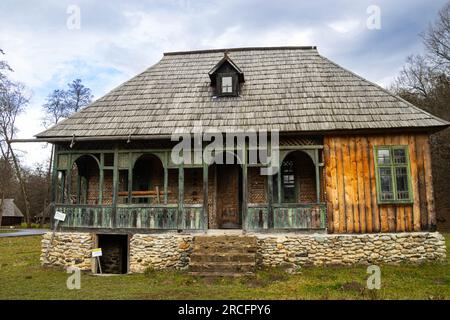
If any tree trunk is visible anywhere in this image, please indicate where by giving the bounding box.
[7,141,31,227]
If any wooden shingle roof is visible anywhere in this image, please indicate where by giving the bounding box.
[36,46,448,139]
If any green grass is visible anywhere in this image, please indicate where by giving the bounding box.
[0,235,449,300]
[0,229,18,233]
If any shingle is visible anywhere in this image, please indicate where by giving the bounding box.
[36,47,449,138]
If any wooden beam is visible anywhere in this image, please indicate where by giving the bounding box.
[203,163,208,230]
[112,148,119,228]
[314,149,320,204]
[242,141,248,230]
[178,165,184,229]
[99,153,104,204]
[50,146,58,229]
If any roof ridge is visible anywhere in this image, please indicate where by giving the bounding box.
[164,46,317,56]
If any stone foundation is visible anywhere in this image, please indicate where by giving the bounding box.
[129,234,194,272]
[41,232,94,270]
[40,231,446,272]
[256,232,447,267]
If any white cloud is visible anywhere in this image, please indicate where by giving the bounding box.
[328,19,361,34]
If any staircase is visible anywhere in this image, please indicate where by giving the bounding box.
[188,235,257,277]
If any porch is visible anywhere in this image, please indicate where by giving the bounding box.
[51,138,326,232]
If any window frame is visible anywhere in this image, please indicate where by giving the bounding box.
[280,159,298,203]
[374,145,413,204]
[217,72,238,96]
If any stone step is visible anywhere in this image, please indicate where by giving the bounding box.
[189,261,255,273]
[194,235,257,245]
[190,252,255,263]
[192,244,257,254]
[188,271,255,278]
[189,236,257,277]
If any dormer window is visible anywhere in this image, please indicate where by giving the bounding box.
[209,52,244,97]
[222,76,233,93]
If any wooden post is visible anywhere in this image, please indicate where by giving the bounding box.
[112,148,119,228]
[202,163,208,230]
[164,166,168,205]
[99,153,104,204]
[128,152,133,204]
[268,140,275,229]
[66,154,72,204]
[242,141,248,230]
[314,148,321,204]
[178,165,184,229]
[50,147,59,229]
[267,170,274,229]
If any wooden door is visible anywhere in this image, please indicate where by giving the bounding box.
[216,165,241,228]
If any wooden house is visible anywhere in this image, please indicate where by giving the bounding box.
[32,47,448,274]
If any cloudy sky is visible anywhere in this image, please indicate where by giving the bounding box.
[0,0,447,167]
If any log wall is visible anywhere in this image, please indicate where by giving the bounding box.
[324,133,435,233]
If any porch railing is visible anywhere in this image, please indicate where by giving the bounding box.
[56,204,204,230]
[246,203,326,230]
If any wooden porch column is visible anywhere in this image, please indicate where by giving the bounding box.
[267,140,275,229]
[99,153,104,204]
[267,172,274,229]
[50,146,58,229]
[178,165,184,229]
[127,152,133,204]
[242,142,248,230]
[65,153,72,204]
[112,148,119,228]
[202,163,208,230]
[314,148,321,204]
[164,166,168,205]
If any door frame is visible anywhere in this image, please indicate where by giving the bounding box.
[215,163,242,229]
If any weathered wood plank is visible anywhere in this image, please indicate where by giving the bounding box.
[368,136,381,232]
[361,136,372,232]
[356,136,366,233]
[415,134,428,230]
[324,137,334,232]
[335,137,347,233]
[350,136,360,233]
[422,135,436,231]
[408,135,421,231]
[342,136,354,233]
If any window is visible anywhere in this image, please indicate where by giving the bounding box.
[281,160,296,202]
[221,76,233,93]
[374,146,412,203]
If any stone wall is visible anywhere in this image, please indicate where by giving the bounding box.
[41,232,94,270]
[256,232,446,268]
[129,234,194,272]
[40,231,446,273]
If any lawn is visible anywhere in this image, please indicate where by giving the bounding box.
[0,229,17,233]
[0,235,449,300]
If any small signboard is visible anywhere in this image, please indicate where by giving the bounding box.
[54,211,66,222]
[92,248,103,258]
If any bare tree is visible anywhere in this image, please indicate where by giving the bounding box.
[422,3,450,73]
[0,80,32,227]
[390,2,450,231]
[42,89,70,127]
[66,79,93,112]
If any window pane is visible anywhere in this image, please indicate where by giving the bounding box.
[395,166,410,199]
[377,149,390,165]
[393,148,407,164]
[282,160,296,202]
[222,76,233,93]
[379,167,393,200]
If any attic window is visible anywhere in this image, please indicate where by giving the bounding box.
[221,76,233,93]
